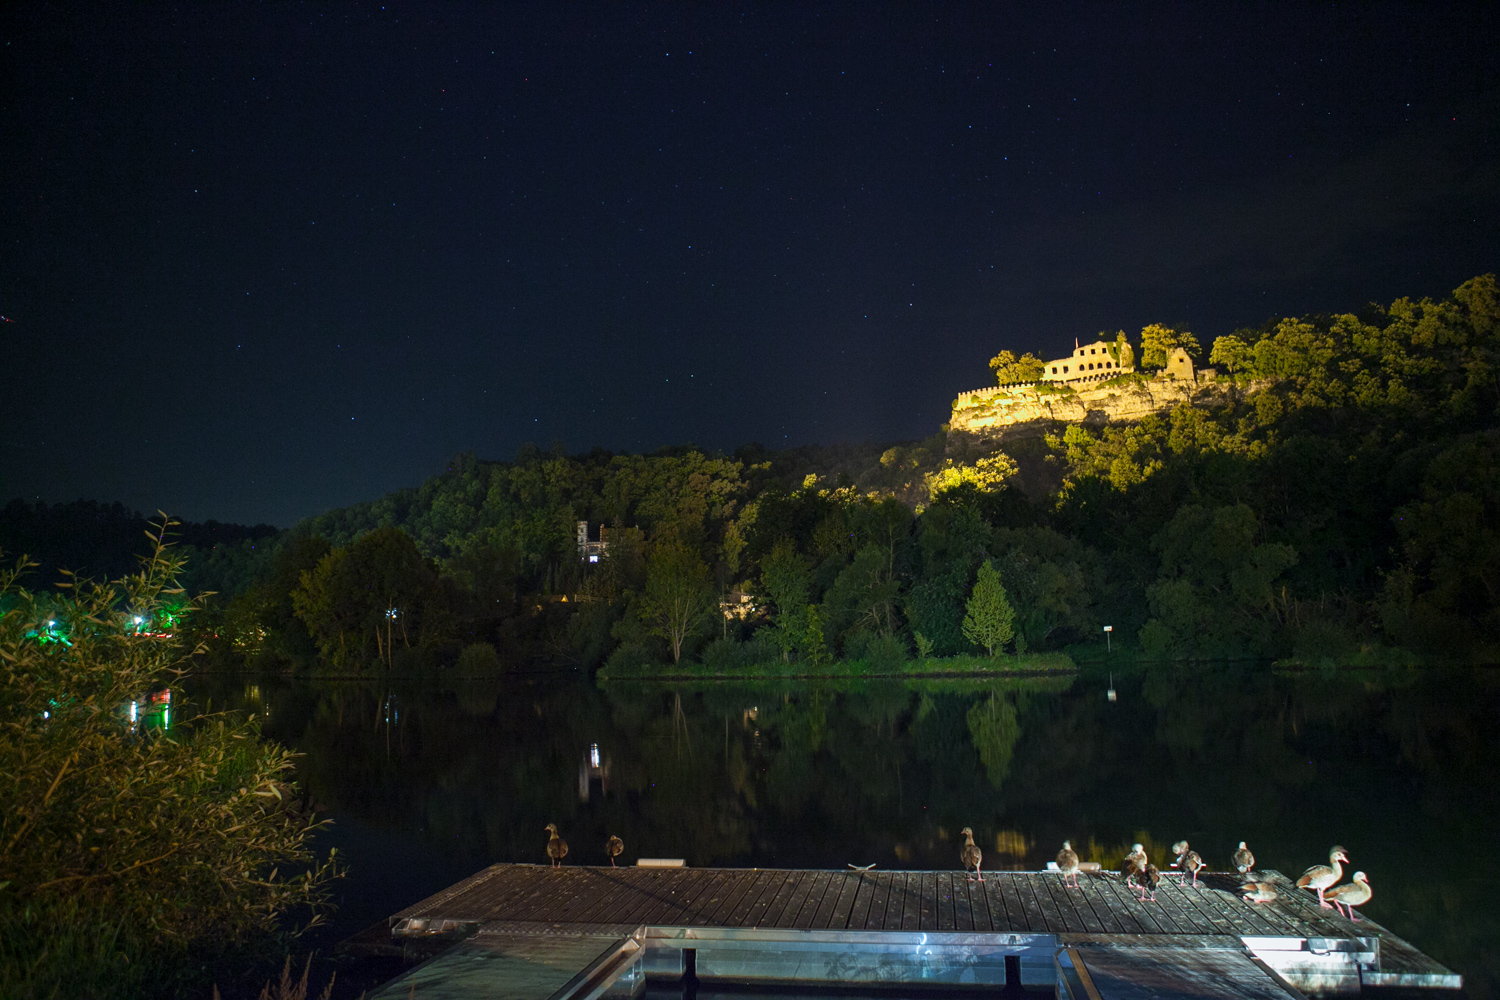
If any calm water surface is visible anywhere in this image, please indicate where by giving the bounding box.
[188,667,1499,999]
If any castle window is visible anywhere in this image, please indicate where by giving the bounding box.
[1063,365,1069,373]
[1051,366,1057,374]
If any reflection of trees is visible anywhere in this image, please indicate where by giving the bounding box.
[184,668,1500,999]
[967,694,1020,788]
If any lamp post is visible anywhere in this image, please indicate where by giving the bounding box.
[1103,624,1113,653]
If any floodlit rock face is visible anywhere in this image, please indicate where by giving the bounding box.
[950,375,1245,439]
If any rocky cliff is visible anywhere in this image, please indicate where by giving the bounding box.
[950,375,1246,442]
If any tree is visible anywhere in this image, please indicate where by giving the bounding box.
[1139,323,1202,369]
[989,350,1047,385]
[1209,334,1251,374]
[638,540,715,663]
[0,521,338,996]
[760,538,811,662]
[925,454,1018,501]
[292,527,440,671]
[962,560,1016,656]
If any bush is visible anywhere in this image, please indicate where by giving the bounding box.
[843,631,910,672]
[0,522,340,998]
[699,634,780,672]
[456,641,502,673]
[603,641,660,675]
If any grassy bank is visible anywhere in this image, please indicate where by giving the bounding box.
[596,650,1075,681]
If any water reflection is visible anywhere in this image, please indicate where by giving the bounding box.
[184,667,1500,1000]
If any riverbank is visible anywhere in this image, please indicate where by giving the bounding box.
[595,650,1075,681]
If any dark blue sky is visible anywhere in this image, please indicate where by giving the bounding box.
[3,3,1496,527]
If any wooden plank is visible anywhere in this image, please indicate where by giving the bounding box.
[936,873,957,931]
[680,869,739,924]
[591,868,672,925]
[468,865,566,922]
[760,869,809,926]
[697,869,764,926]
[917,872,940,930]
[986,872,1023,931]
[772,870,826,928]
[711,869,775,927]
[607,868,683,924]
[847,871,879,929]
[811,871,857,928]
[1013,872,1047,931]
[543,868,634,924]
[861,871,895,929]
[902,872,925,931]
[1087,872,1149,934]
[951,873,975,932]
[1024,873,1069,932]
[741,870,794,927]
[666,868,731,924]
[1151,877,1214,936]
[506,866,591,921]
[1080,872,1132,934]
[1038,869,1105,934]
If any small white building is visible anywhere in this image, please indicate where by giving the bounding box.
[576,521,609,563]
[1041,339,1134,385]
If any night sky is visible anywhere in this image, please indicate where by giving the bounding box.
[3,4,1496,528]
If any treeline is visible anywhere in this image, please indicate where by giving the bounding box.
[0,499,277,593]
[70,274,1500,670]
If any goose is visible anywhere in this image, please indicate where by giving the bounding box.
[1296,846,1350,908]
[1232,841,1255,877]
[1180,849,1205,887]
[1240,881,1278,904]
[1126,859,1160,901]
[1326,871,1372,922]
[1120,843,1145,890]
[545,823,569,868]
[1056,840,1081,888]
[960,827,984,883]
[605,834,624,867]
[1170,841,1189,867]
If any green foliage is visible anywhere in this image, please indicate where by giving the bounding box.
[638,541,716,663]
[0,523,338,998]
[962,560,1016,656]
[456,641,502,673]
[988,349,1046,385]
[1209,334,1251,373]
[966,694,1020,788]
[1139,504,1297,658]
[291,527,441,672]
[1139,323,1201,368]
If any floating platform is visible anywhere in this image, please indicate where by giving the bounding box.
[344,865,1460,999]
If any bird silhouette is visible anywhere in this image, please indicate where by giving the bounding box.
[545,823,569,868]
[960,827,984,883]
[606,834,624,867]
[1326,871,1372,922]
[1297,846,1350,908]
[1056,840,1081,888]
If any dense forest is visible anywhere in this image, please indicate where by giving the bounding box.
[7,274,1498,671]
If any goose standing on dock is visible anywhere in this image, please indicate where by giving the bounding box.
[1057,840,1081,888]
[1120,843,1145,892]
[545,823,569,868]
[960,827,984,883]
[1296,845,1350,908]
[1326,871,1372,922]
[1139,862,1162,902]
[1170,841,1189,868]
[1180,848,1205,886]
[606,834,624,867]
[1232,841,1255,878]
[1240,881,1278,904]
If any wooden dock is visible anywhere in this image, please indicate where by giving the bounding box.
[349,865,1460,1000]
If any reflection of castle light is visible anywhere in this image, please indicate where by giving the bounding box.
[579,742,611,801]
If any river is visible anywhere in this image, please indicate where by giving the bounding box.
[188,665,1498,999]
